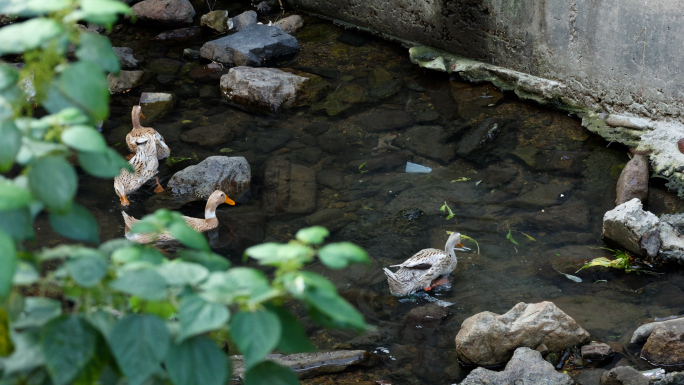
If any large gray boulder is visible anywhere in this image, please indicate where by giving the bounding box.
[232,350,371,379]
[131,0,195,24]
[615,154,649,206]
[220,67,309,113]
[228,10,258,31]
[146,156,251,211]
[459,347,573,385]
[454,301,589,366]
[602,198,660,258]
[263,157,316,216]
[600,366,649,385]
[199,24,299,67]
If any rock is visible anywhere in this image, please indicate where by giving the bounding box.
[148,156,251,211]
[512,184,570,208]
[615,154,649,206]
[274,15,304,33]
[600,366,649,385]
[255,129,293,153]
[220,67,309,113]
[228,10,258,31]
[214,205,265,252]
[304,121,331,136]
[482,164,518,189]
[317,169,344,190]
[631,318,684,343]
[460,347,574,385]
[200,10,229,34]
[131,0,195,25]
[151,26,202,43]
[263,157,316,215]
[305,208,346,232]
[189,62,229,81]
[368,66,402,99]
[107,70,148,94]
[602,198,660,258]
[454,301,590,366]
[524,202,591,231]
[354,110,414,133]
[148,58,183,75]
[657,213,684,262]
[139,92,174,124]
[456,117,507,158]
[395,125,454,163]
[318,133,346,154]
[182,48,199,60]
[179,124,234,147]
[112,47,138,69]
[200,24,299,67]
[402,303,448,326]
[232,350,372,379]
[314,84,369,116]
[576,369,609,385]
[655,372,684,385]
[581,343,614,360]
[640,317,684,366]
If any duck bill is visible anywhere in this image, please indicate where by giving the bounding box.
[224,196,235,205]
[457,242,464,248]
[140,112,146,119]
[119,194,130,206]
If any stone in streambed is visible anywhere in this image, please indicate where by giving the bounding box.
[200,10,230,34]
[274,15,304,33]
[615,154,649,206]
[107,70,150,94]
[602,198,659,258]
[200,24,299,67]
[131,0,195,25]
[112,47,138,69]
[263,157,316,215]
[179,124,234,147]
[139,92,174,124]
[460,347,573,385]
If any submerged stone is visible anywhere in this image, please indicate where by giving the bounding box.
[139,92,174,124]
[220,67,310,113]
[131,0,195,25]
[200,10,229,34]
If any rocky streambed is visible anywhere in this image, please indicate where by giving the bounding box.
[25,0,684,384]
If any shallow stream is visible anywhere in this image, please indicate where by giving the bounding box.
[34,2,684,383]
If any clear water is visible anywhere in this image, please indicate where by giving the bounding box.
[32,2,684,383]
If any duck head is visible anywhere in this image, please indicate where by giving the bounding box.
[114,180,130,206]
[204,190,235,219]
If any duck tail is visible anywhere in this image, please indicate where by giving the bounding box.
[383,268,406,296]
[121,211,138,234]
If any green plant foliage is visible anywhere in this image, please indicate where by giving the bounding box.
[440,201,455,220]
[0,2,371,384]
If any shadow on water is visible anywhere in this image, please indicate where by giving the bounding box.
[31,2,684,383]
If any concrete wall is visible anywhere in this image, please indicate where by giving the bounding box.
[286,0,684,121]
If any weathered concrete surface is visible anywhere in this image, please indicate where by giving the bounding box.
[284,0,684,121]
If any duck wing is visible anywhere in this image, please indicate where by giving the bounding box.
[390,248,445,269]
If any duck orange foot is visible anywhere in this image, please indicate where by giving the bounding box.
[425,277,450,291]
[154,177,164,193]
[125,153,135,160]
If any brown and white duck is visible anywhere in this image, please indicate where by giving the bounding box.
[121,190,235,244]
[113,133,162,206]
[383,232,464,296]
[126,105,170,160]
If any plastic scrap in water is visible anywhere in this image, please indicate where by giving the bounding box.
[405,161,431,173]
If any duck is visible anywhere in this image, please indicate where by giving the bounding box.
[126,105,171,160]
[114,133,162,206]
[383,232,464,296]
[121,190,236,244]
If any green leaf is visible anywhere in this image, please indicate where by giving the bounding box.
[78,148,132,178]
[109,315,170,385]
[0,0,69,17]
[130,297,177,320]
[67,0,133,28]
[247,243,313,266]
[305,287,366,331]
[0,178,33,211]
[268,305,315,353]
[111,245,165,266]
[16,138,70,165]
[61,125,108,153]
[165,335,230,385]
[76,33,120,74]
[0,307,12,357]
[177,250,230,272]
[0,121,20,172]
[167,221,210,251]
[98,238,134,257]
[156,262,209,286]
[130,220,159,234]
[44,62,109,122]
[12,261,40,285]
[177,295,229,342]
[0,208,34,241]
[0,230,16,300]
[2,329,45,376]
[66,253,107,288]
[244,243,280,260]
[244,361,299,385]
[13,297,62,329]
[109,268,167,301]
[41,316,97,385]
[0,18,63,55]
[295,226,329,245]
[49,203,100,243]
[27,155,77,213]
[199,268,271,304]
[506,229,519,245]
[318,242,370,269]
[231,310,281,368]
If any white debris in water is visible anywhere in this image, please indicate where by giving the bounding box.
[416,325,422,329]
[405,162,432,173]
[373,347,390,354]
